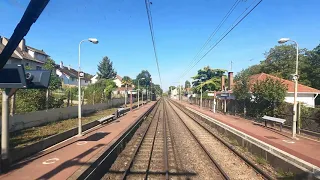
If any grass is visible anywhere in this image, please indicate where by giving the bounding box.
[255,156,268,165]
[277,168,294,179]
[10,108,117,149]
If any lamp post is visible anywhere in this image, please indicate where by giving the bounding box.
[78,38,98,136]
[138,78,145,108]
[278,38,299,139]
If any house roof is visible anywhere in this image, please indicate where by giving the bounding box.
[115,87,134,91]
[116,75,122,81]
[249,73,320,93]
[0,43,21,60]
[56,65,92,81]
[1,37,45,64]
[27,46,48,56]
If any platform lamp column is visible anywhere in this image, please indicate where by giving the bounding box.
[78,38,98,136]
[138,78,145,108]
[278,38,299,139]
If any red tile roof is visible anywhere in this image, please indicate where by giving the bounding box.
[116,87,133,91]
[249,73,320,93]
[116,75,122,81]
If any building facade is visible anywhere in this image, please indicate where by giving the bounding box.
[0,36,49,69]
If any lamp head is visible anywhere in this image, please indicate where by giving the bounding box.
[88,38,99,44]
[278,38,290,44]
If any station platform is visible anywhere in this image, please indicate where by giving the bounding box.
[174,100,320,169]
[0,102,155,180]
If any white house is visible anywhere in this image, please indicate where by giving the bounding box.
[56,61,91,87]
[170,88,179,99]
[0,36,49,69]
[217,73,320,108]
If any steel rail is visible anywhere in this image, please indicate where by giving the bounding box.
[121,100,162,180]
[166,99,230,180]
[170,99,273,180]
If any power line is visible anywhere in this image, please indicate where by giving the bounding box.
[181,0,263,79]
[180,0,241,79]
[144,0,163,89]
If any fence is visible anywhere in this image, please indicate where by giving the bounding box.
[0,98,136,132]
[190,97,320,133]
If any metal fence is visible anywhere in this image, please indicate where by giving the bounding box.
[190,97,320,133]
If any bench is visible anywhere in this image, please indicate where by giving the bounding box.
[117,107,130,117]
[97,115,115,124]
[262,115,286,131]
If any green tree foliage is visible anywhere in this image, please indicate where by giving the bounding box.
[105,79,117,99]
[43,58,62,91]
[192,66,226,93]
[135,70,152,87]
[185,80,191,89]
[121,76,133,87]
[152,84,163,96]
[85,79,116,104]
[169,86,176,90]
[251,78,287,117]
[97,56,117,79]
[236,44,318,88]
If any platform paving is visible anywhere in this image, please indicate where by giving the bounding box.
[175,100,320,168]
[0,102,155,180]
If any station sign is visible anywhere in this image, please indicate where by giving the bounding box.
[129,90,137,94]
[207,91,215,97]
[79,71,85,78]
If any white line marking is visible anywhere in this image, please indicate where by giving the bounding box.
[77,141,88,145]
[282,139,295,144]
[42,158,59,165]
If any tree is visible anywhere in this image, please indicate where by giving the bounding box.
[135,70,152,87]
[97,56,117,79]
[105,79,117,99]
[43,58,62,91]
[191,66,226,93]
[185,80,191,89]
[122,76,133,87]
[252,78,287,117]
[233,73,251,116]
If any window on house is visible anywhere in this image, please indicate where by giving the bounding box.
[71,77,75,81]
[25,63,29,67]
[36,66,42,70]
[85,80,88,83]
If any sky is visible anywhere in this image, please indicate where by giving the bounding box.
[1,0,320,91]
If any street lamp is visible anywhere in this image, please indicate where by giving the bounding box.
[138,78,145,108]
[195,77,206,109]
[78,38,98,136]
[278,37,299,139]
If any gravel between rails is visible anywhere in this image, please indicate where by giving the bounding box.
[102,101,161,180]
[168,100,264,180]
[165,100,224,180]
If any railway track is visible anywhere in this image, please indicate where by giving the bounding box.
[103,98,272,179]
[103,100,176,180]
[166,98,273,180]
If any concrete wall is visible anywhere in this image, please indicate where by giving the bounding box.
[0,98,136,132]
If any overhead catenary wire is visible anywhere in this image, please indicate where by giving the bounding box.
[144,0,163,89]
[180,0,263,79]
[179,0,241,79]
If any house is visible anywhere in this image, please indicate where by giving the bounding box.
[56,61,92,87]
[217,72,320,108]
[170,88,179,99]
[0,36,49,69]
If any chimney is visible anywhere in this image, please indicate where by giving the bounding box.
[221,75,225,91]
[60,61,64,68]
[228,72,234,90]
[68,65,71,70]
[18,38,26,51]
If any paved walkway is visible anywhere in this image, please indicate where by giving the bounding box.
[0,102,155,180]
[175,100,320,168]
